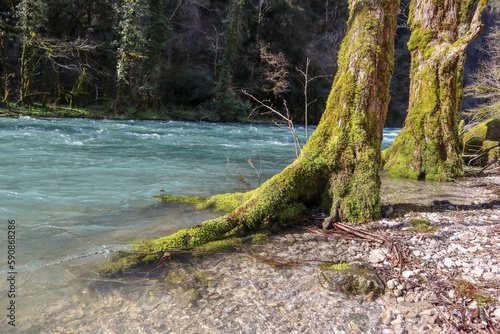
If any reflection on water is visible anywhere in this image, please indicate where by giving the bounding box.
[381,172,482,205]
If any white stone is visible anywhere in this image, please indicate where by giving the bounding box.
[369,249,386,263]
[467,245,482,252]
[386,279,399,290]
[380,309,395,325]
[483,272,496,281]
[471,267,484,277]
[493,308,500,319]
[402,270,414,279]
[459,232,474,242]
[394,287,404,297]
[443,257,455,268]
[468,300,478,310]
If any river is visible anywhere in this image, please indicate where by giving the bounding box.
[0,116,418,332]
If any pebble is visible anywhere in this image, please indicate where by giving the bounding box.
[380,309,395,325]
[402,270,414,279]
[483,272,496,281]
[369,249,387,263]
[386,279,399,290]
[443,257,455,268]
[471,267,485,277]
[468,300,478,310]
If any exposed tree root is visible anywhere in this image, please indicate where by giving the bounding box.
[102,0,400,274]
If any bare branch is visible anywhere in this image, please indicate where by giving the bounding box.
[242,90,303,156]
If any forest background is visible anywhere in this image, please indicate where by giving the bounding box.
[0,0,499,126]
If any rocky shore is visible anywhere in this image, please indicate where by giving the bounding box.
[38,175,500,334]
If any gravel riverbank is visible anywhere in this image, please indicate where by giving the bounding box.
[32,175,500,334]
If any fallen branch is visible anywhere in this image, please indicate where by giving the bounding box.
[304,221,406,277]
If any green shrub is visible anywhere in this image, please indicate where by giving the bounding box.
[170,70,217,106]
[198,95,251,122]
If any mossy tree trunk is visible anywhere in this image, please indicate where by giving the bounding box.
[114,0,399,268]
[113,0,146,113]
[16,0,48,106]
[218,0,245,95]
[382,0,489,181]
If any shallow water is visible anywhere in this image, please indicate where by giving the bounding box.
[381,173,484,205]
[0,116,453,332]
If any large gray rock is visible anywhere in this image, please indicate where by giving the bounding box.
[321,260,385,297]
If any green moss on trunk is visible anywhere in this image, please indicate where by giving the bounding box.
[383,0,489,181]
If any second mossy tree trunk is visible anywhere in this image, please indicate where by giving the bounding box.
[382,0,489,181]
[110,0,400,268]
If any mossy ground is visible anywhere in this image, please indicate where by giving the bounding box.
[164,266,210,289]
[463,119,500,143]
[407,217,439,233]
[321,261,351,271]
[452,279,496,305]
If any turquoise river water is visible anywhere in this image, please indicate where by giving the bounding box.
[0,116,401,332]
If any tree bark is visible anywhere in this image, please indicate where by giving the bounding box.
[110,0,399,269]
[218,0,245,94]
[382,0,489,181]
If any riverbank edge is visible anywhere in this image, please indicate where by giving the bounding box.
[130,173,500,333]
[0,104,282,125]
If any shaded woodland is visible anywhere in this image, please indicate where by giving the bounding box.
[0,1,498,125]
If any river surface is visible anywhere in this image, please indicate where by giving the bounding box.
[0,116,465,332]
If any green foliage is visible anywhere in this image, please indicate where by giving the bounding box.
[169,70,217,106]
[198,95,251,122]
[113,0,148,112]
[16,0,48,36]
[141,0,171,101]
[218,0,245,93]
[0,0,360,123]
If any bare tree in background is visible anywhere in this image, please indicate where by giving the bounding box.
[465,25,500,123]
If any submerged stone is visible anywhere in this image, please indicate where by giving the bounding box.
[321,260,385,297]
[463,119,500,166]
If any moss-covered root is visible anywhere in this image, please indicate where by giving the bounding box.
[156,192,254,213]
[102,158,323,273]
[101,0,399,273]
